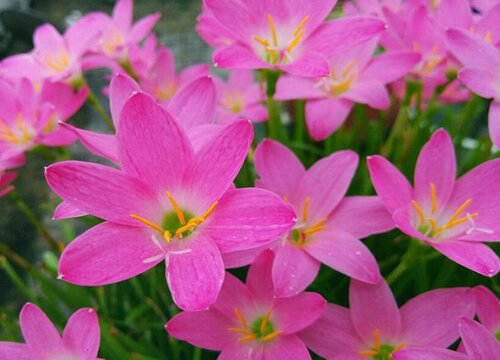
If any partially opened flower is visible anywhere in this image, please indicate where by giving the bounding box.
[299,278,474,359]
[166,250,325,360]
[214,69,267,124]
[275,38,420,140]
[367,129,500,276]
[46,92,295,311]
[458,317,500,360]
[203,0,384,77]
[223,140,393,297]
[0,303,100,360]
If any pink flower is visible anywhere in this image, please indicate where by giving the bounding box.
[0,170,16,197]
[458,317,500,360]
[446,28,500,148]
[275,38,420,140]
[214,70,267,124]
[367,129,500,277]
[0,303,100,360]
[45,92,295,311]
[203,0,384,76]
[166,250,325,360]
[224,140,393,297]
[0,15,104,84]
[474,286,500,338]
[299,278,474,359]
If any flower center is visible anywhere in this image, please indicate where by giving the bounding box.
[222,92,245,113]
[130,191,218,243]
[289,196,327,247]
[412,42,443,76]
[100,26,125,55]
[496,331,500,341]
[228,308,283,343]
[154,81,178,101]
[359,329,404,359]
[252,14,310,64]
[316,61,358,97]
[40,50,70,73]
[0,113,35,145]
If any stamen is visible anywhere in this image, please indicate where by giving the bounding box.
[359,350,379,356]
[446,213,477,229]
[267,14,278,46]
[302,197,311,222]
[446,199,472,225]
[175,222,197,238]
[166,191,186,225]
[302,218,327,235]
[427,217,437,235]
[262,330,283,342]
[239,334,257,342]
[228,327,254,336]
[200,201,218,220]
[411,201,425,225]
[253,35,270,47]
[130,214,163,232]
[285,29,305,53]
[430,182,437,214]
[163,231,172,243]
[293,16,310,36]
[373,328,380,351]
[234,308,248,329]
[260,311,271,333]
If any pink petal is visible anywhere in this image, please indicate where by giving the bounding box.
[165,310,234,351]
[307,230,381,284]
[458,67,500,99]
[129,13,161,43]
[20,303,63,355]
[109,73,140,126]
[446,28,500,69]
[432,240,500,277]
[298,150,358,222]
[274,75,322,100]
[167,76,216,128]
[213,272,254,319]
[178,64,210,85]
[112,0,132,32]
[299,303,362,359]
[221,242,272,268]
[34,24,65,54]
[45,161,158,225]
[254,139,306,199]
[489,101,500,148]
[474,286,500,333]
[328,196,394,238]
[349,278,401,343]
[281,51,330,77]
[59,222,163,285]
[273,292,325,333]
[393,347,468,360]
[213,43,271,70]
[399,288,475,347]
[257,334,311,360]
[458,317,500,359]
[344,80,390,109]
[65,13,108,57]
[0,343,31,360]
[118,92,195,193]
[205,188,295,253]
[362,52,420,84]
[53,201,88,220]
[183,120,252,210]
[272,244,321,297]
[59,123,119,163]
[246,250,275,306]
[306,98,354,141]
[367,155,413,213]
[218,342,262,360]
[62,308,100,358]
[414,129,456,208]
[166,233,225,311]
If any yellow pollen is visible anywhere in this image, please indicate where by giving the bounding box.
[285,29,305,54]
[267,14,278,46]
[373,328,380,350]
[302,218,328,235]
[411,200,425,225]
[446,213,477,229]
[302,197,311,222]
[447,199,472,225]
[430,183,437,213]
[228,327,254,336]
[294,16,310,37]
[175,222,198,238]
[43,50,70,72]
[239,334,257,342]
[130,214,163,232]
[260,311,271,333]
[166,191,186,225]
[163,231,172,243]
[253,35,270,47]
[200,201,218,220]
[262,330,283,342]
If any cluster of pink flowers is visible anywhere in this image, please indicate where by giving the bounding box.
[0,0,499,359]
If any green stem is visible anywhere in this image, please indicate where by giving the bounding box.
[87,90,115,131]
[8,191,60,252]
[265,70,282,140]
[386,239,424,285]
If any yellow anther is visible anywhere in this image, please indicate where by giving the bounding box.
[285,29,305,54]
[163,231,172,243]
[253,35,270,47]
[260,311,271,333]
[234,308,248,329]
[359,350,378,356]
[411,200,425,225]
[262,330,283,342]
[175,222,197,238]
[200,201,218,220]
[239,334,257,342]
[302,217,328,235]
[446,212,478,229]
[130,214,163,232]
[302,197,311,222]
[373,328,380,351]
[267,14,278,46]
[166,191,186,225]
[228,327,253,336]
[447,199,472,225]
[430,183,438,213]
[293,16,310,37]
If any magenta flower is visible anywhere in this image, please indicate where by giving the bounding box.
[0,15,104,84]
[446,28,500,148]
[458,317,500,360]
[367,129,500,277]
[474,286,500,338]
[223,140,393,297]
[0,303,100,360]
[214,70,267,124]
[0,170,16,198]
[203,0,384,76]
[166,250,325,360]
[45,92,294,311]
[275,39,420,140]
[299,278,474,359]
